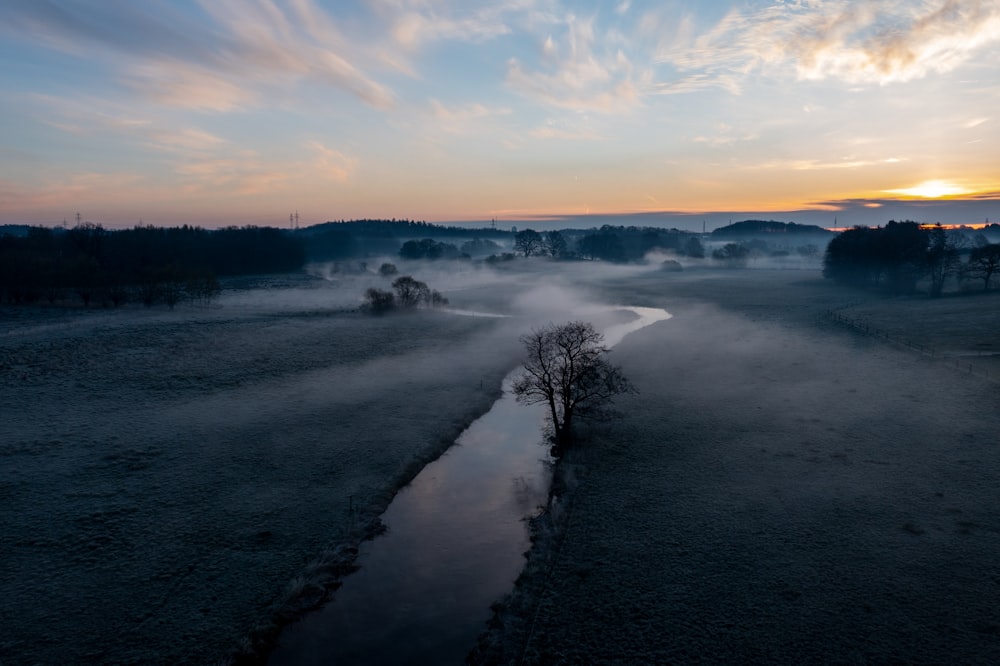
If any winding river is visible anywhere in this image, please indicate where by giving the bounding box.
[268,306,671,665]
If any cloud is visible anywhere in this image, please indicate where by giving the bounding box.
[654,0,1000,92]
[146,128,225,154]
[529,117,602,140]
[0,171,146,212]
[420,99,513,137]
[35,96,226,157]
[430,100,504,122]
[175,154,290,196]
[505,14,647,113]
[126,64,257,113]
[0,0,396,111]
[390,9,512,48]
[307,141,358,183]
[964,117,991,128]
[692,124,759,146]
[747,157,905,171]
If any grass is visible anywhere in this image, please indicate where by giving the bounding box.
[0,292,519,665]
[472,268,1000,664]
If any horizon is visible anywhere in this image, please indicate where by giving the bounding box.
[2,1,999,229]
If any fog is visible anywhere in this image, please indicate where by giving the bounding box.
[474,266,1000,664]
[3,255,998,665]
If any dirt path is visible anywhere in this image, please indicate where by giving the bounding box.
[475,270,1000,663]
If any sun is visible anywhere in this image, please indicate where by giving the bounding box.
[886,180,970,199]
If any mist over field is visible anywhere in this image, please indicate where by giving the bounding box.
[4,238,1000,664]
[4,0,1000,661]
[0,254,684,664]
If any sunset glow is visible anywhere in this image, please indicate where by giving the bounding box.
[887,180,974,199]
[1,1,999,229]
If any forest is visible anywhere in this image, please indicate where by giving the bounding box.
[4,217,997,309]
[822,221,1000,295]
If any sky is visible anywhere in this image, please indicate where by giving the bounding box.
[0,0,998,231]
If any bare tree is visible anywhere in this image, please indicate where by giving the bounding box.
[391,275,430,308]
[966,243,1000,291]
[362,287,395,313]
[543,230,567,258]
[512,321,635,451]
[514,229,543,257]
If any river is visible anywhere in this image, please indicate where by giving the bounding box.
[267,306,671,664]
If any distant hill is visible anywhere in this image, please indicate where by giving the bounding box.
[302,219,509,239]
[0,224,38,238]
[711,220,832,238]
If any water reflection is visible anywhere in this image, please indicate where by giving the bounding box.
[268,306,670,665]
[268,375,550,665]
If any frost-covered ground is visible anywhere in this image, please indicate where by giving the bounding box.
[0,272,531,665]
[0,259,673,665]
[474,270,1000,663]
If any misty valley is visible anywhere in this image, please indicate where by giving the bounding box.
[3,220,1000,664]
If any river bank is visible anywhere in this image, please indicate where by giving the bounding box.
[473,269,1000,663]
[0,284,521,665]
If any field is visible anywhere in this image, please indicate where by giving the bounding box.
[0,271,527,665]
[4,264,1000,664]
[473,269,1000,663]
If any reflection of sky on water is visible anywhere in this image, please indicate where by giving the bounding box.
[269,371,550,666]
[269,307,671,665]
[602,307,673,348]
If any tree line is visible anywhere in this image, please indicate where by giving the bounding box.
[361,266,449,314]
[0,223,304,307]
[823,221,1000,295]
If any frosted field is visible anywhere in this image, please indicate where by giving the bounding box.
[0,261,660,665]
[475,270,1000,663]
[7,264,998,664]
[0,274,525,665]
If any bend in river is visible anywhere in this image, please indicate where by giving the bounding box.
[267,306,671,665]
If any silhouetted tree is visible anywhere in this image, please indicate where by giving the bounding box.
[926,224,959,297]
[186,271,221,306]
[512,321,635,453]
[966,243,1000,291]
[824,222,928,293]
[543,230,568,258]
[378,262,398,277]
[460,238,501,256]
[514,229,543,257]
[429,289,448,307]
[879,221,927,294]
[712,242,750,268]
[683,236,705,258]
[0,223,301,309]
[577,232,625,262]
[399,238,461,260]
[362,287,396,313]
[391,275,431,307]
[824,226,882,287]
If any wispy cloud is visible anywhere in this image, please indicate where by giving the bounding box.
[0,0,396,111]
[655,0,1000,91]
[37,95,224,156]
[964,117,991,128]
[506,13,647,113]
[749,156,905,171]
[427,99,512,134]
[529,117,602,140]
[307,141,358,183]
